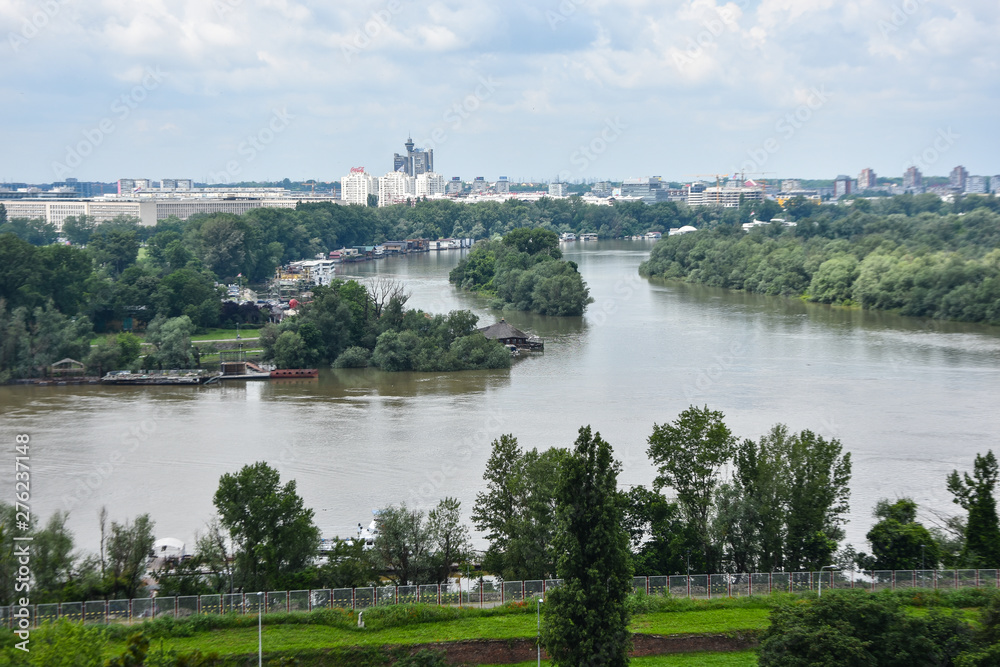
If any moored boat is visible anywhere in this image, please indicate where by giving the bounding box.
[270,368,319,378]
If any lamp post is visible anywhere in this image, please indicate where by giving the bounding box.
[537,596,543,667]
[921,544,926,572]
[818,565,837,598]
[257,591,263,667]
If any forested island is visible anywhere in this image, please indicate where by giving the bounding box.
[639,194,1000,325]
[448,228,594,315]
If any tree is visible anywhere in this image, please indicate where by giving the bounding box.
[427,497,473,584]
[855,498,940,571]
[371,504,434,585]
[213,462,320,591]
[145,315,194,369]
[472,435,568,581]
[32,511,78,602]
[781,428,852,571]
[61,215,97,246]
[105,513,155,599]
[646,406,736,573]
[948,451,1000,566]
[88,227,140,276]
[542,426,632,667]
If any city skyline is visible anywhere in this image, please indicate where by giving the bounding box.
[1,2,998,183]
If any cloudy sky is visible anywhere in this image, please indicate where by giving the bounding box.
[1,0,997,185]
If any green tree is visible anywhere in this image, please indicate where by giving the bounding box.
[61,215,97,246]
[542,426,632,666]
[105,513,155,599]
[146,315,195,369]
[646,406,736,573]
[948,451,1000,566]
[855,498,940,571]
[371,504,434,585]
[32,511,78,602]
[427,497,473,584]
[213,462,320,591]
[88,227,140,276]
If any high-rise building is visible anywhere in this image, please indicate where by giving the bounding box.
[446,177,463,195]
[833,175,853,199]
[858,168,877,191]
[965,175,987,194]
[378,171,415,206]
[495,176,510,194]
[415,172,445,197]
[949,166,969,191]
[548,182,567,197]
[991,176,1000,194]
[781,179,803,192]
[903,167,923,192]
[471,177,488,193]
[392,136,434,177]
[341,167,376,206]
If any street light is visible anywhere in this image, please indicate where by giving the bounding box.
[257,591,263,667]
[537,596,544,667]
[818,565,837,598]
[921,544,926,572]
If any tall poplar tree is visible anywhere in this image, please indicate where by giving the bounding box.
[543,426,632,666]
[948,451,1000,566]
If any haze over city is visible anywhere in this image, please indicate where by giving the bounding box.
[2,0,998,183]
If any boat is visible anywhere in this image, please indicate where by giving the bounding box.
[559,232,576,241]
[270,368,318,378]
[579,232,598,241]
[101,371,210,385]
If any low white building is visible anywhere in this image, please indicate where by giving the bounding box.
[289,259,337,286]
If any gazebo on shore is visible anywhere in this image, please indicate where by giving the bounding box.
[49,358,86,377]
[478,319,530,347]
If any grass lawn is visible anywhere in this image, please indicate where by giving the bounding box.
[491,651,759,666]
[101,607,768,660]
[190,328,261,342]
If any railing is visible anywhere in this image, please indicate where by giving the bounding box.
[3,569,997,628]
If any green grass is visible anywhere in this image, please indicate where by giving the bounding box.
[491,652,759,666]
[190,328,261,342]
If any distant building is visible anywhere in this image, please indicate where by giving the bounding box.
[393,136,434,177]
[965,175,987,194]
[688,182,762,207]
[446,177,464,195]
[160,179,193,190]
[415,172,446,197]
[621,176,669,204]
[991,176,1000,194]
[903,167,923,193]
[118,178,150,194]
[591,181,612,197]
[472,177,489,193]
[858,168,877,191]
[495,176,510,194]
[378,171,415,206]
[548,182,568,197]
[833,175,853,199]
[949,166,969,192]
[341,168,376,206]
[479,319,529,347]
[781,179,802,192]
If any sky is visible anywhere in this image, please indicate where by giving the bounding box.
[1,0,998,185]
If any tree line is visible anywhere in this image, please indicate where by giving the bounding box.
[449,227,594,315]
[639,195,1000,324]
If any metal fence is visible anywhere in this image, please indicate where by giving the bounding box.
[3,569,997,628]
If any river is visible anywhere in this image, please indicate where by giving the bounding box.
[2,240,999,557]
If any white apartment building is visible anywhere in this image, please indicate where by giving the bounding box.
[687,185,763,208]
[378,171,415,206]
[289,259,337,287]
[965,175,987,194]
[992,176,1000,194]
[341,168,377,206]
[548,182,568,197]
[415,172,446,197]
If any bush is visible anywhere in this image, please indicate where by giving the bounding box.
[333,346,371,368]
